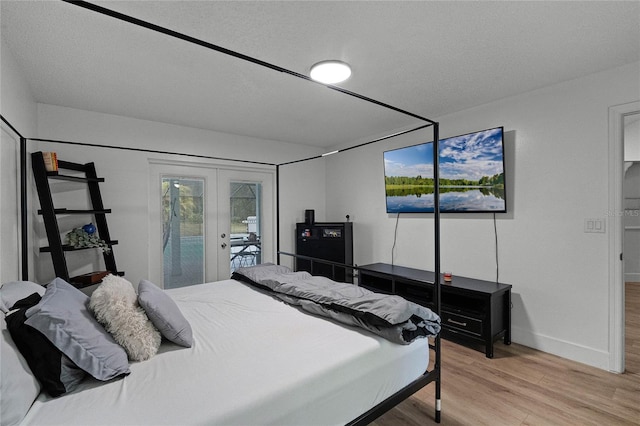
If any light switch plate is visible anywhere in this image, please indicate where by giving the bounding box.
[584,218,606,233]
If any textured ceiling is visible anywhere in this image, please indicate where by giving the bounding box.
[1,1,639,147]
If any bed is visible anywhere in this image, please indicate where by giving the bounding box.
[1,265,439,426]
[1,2,444,424]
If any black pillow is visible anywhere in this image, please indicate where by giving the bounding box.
[5,293,86,397]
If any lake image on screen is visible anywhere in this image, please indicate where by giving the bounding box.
[384,128,505,213]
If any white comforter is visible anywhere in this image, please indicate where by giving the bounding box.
[20,279,429,425]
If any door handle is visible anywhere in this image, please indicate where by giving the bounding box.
[221,242,227,249]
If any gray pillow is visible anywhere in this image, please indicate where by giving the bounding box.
[6,292,86,398]
[25,278,130,381]
[1,314,41,426]
[138,280,193,347]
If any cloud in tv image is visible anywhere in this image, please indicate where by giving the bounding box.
[384,127,506,213]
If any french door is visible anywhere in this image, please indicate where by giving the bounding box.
[217,169,274,278]
[149,161,274,288]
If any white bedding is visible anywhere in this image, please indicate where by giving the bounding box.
[19,279,429,425]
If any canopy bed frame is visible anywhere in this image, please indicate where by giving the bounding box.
[1,1,443,424]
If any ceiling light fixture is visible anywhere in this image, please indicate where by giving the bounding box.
[309,60,352,84]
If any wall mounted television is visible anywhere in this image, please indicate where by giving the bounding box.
[384,126,506,213]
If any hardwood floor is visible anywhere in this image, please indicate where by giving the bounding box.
[372,282,640,426]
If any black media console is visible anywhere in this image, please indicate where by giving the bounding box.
[296,222,353,282]
[358,263,511,358]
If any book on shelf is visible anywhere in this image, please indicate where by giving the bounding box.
[43,152,58,172]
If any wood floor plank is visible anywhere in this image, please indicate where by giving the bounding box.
[372,282,640,425]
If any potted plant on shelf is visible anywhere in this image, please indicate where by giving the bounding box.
[65,223,111,254]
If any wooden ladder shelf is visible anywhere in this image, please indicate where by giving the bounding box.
[31,151,122,287]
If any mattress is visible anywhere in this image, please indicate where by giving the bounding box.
[20,279,429,425]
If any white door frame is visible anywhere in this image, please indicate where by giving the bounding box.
[608,100,640,373]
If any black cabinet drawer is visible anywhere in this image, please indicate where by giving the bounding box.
[397,283,431,305]
[361,283,394,295]
[442,310,483,337]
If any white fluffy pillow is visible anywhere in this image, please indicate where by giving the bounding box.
[89,275,161,361]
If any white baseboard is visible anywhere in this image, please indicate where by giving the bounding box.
[625,273,640,282]
[511,325,611,371]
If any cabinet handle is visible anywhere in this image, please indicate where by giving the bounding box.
[447,318,467,327]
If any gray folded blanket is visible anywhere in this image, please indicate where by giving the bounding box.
[232,263,441,345]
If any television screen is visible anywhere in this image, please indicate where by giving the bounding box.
[384,126,506,213]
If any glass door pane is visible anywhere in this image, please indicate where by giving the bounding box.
[162,177,205,288]
[229,182,262,273]
[217,168,274,279]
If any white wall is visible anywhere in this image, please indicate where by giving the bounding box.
[28,105,324,285]
[326,61,640,370]
[0,38,37,284]
[277,157,327,269]
[0,39,37,138]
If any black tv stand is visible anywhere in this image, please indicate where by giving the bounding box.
[358,263,511,358]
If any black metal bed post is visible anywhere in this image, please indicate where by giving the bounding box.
[432,122,442,423]
[276,165,281,265]
[20,137,29,280]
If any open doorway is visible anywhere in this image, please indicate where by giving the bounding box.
[623,113,640,374]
